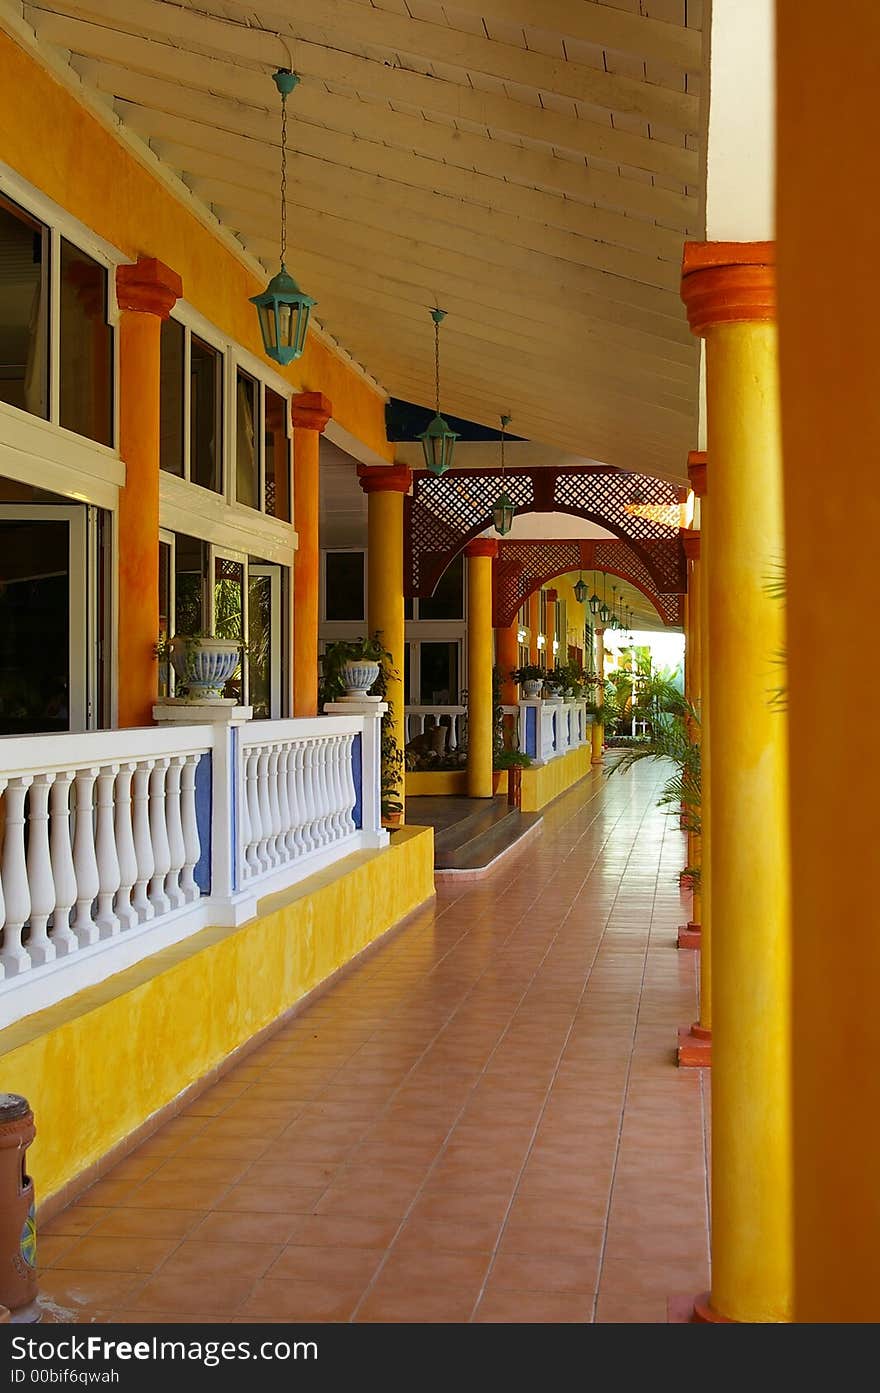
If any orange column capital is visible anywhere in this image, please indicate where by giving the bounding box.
[116,257,183,319]
[463,538,499,560]
[291,391,332,433]
[357,464,412,495]
[688,450,708,498]
[680,528,701,562]
[680,241,776,336]
[545,588,558,603]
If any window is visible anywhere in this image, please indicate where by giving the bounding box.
[0,193,48,420]
[59,240,114,447]
[158,538,173,698]
[419,642,459,705]
[191,336,223,492]
[235,368,259,510]
[159,319,184,477]
[214,554,245,702]
[324,551,365,622]
[174,534,207,637]
[419,554,463,620]
[264,388,290,521]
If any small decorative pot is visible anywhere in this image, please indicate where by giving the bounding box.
[523,679,543,698]
[342,660,380,697]
[170,638,241,700]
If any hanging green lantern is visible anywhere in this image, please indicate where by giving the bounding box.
[573,570,588,605]
[418,308,458,475]
[491,414,515,535]
[250,70,316,365]
[588,570,601,615]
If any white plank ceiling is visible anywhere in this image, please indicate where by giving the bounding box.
[20,0,705,481]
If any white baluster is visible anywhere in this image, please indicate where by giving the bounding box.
[179,754,201,903]
[287,742,308,857]
[244,747,262,876]
[266,746,282,864]
[449,716,458,752]
[113,763,139,931]
[131,760,155,922]
[71,767,99,947]
[312,739,331,846]
[331,735,347,839]
[164,757,187,909]
[49,772,78,956]
[148,758,172,917]
[275,745,292,864]
[341,733,357,834]
[256,748,273,869]
[301,741,319,852]
[25,774,55,967]
[95,764,121,939]
[325,738,341,842]
[1,777,32,976]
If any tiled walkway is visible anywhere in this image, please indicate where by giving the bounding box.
[38,761,710,1324]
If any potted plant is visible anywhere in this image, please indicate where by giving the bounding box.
[320,634,404,827]
[512,663,545,698]
[321,635,387,699]
[542,667,566,701]
[156,633,243,701]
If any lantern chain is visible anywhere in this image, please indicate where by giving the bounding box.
[434,314,440,414]
[280,88,288,268]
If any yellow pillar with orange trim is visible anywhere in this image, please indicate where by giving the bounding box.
[682,243,791,1324]
[465,540,498,799]
[116,257,182,728]
[292,393,331,719]
[360,465,411,824]
[591,625,605,765]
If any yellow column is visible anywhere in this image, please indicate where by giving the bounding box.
[545,588,557,674]
[359,465,411,824]
[465,539,497,799]
[116,257,182,728]
[591,625,605,765]
[292,393,331,718]
[678,523,703,951]
[528,592,540,665]
[682,243,791,1323]
[778,1,880,1321]
[496,617,519,707]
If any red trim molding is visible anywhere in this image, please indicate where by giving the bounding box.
[291,392,332,433]
[687,450,708,498]
[680,528,701,562]
[357,464,412,495]
[681,241,776,336]
[116,256,182,320]
[464,538,499,559]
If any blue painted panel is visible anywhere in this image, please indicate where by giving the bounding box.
[352,733,363,829]
[552,711,557,751]
[194,752,212,894]
[525,705,537,758]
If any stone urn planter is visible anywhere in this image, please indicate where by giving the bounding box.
[341,660,380,698]
[170,637,241,700]
[523,679,543,698]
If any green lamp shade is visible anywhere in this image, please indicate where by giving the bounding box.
[599,603,610,624]
[573,577,588,604]
[491,489,515,536]
[588,592,600,615]
[251,265,316,365]
[419,411,459,476]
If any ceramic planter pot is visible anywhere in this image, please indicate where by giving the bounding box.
[523,679,543,698]
[170,638,241,700]
[342,660,380,697]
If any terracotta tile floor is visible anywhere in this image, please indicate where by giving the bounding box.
[38,761,710,1324]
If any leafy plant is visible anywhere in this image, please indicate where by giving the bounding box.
[511,663,545,685]
[494,748,533,769]
[608,700,702,878]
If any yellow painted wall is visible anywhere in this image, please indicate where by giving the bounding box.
[544,573,590,659]
[520,744,593,812]
[406,770,510,797]
[0,32,391,460]
[0,828,433,1209]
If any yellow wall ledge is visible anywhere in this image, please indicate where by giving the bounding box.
[520,746,593,812]
[0,827,434,1211]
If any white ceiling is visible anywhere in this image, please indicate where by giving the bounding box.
[18,0,706,481]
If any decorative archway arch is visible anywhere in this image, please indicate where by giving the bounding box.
[493,539,683,629]
[406,466,687,599]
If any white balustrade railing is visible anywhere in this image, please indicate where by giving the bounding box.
[515,697,590,764]
[0,707,387,1027]
[404,705,466,752]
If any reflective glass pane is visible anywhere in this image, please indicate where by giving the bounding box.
[59,239,113,446]
[174,534,206,637]
[159,318,184,477]
[248,571,272,719]
[419,642,458,705]
[190,335,222,493]
[0,519,69,734]
[0,195,48,420]
[264,388,290,520]
[235,369,259,510]
[419,554,463,620]
[214,555,244,701]
[324,552,364,621]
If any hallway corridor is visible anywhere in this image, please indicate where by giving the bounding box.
[38,763,710,1324]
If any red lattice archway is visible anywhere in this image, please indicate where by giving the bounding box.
[406,466,686,599]
[494,540,683,629]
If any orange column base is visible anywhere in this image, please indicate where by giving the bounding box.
[667,1293,733,1323]
[677,923,702,950]
[677,1022,712,1067]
